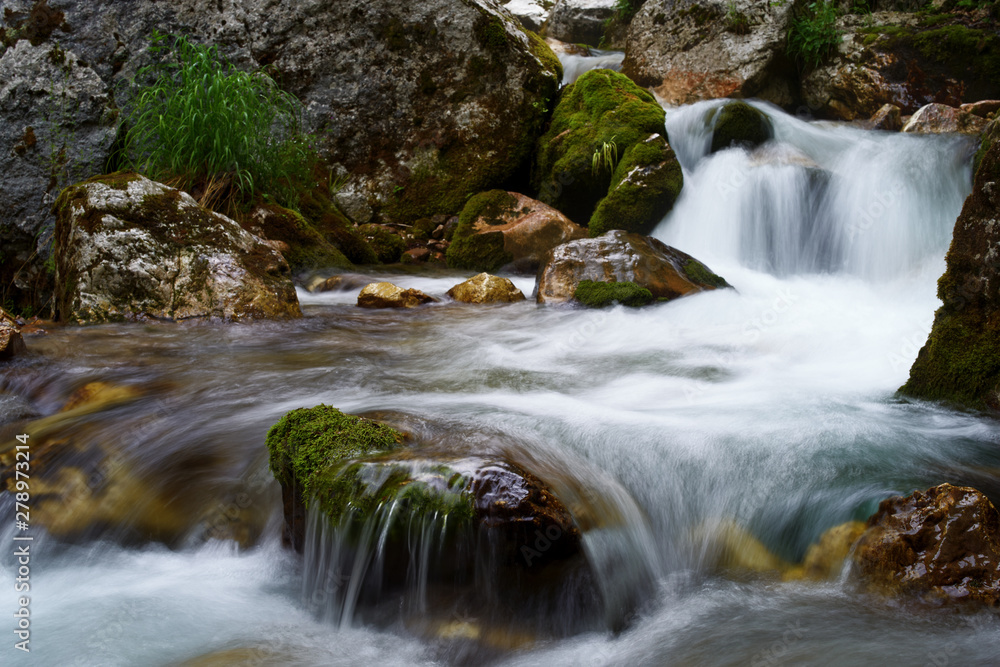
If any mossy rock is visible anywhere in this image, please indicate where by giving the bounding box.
[533,69,667,224]
[709,101,773,154]
[266,405,404,502]
[358,224,406,264]
[294,178,379,265]
[974,118,1000,179]
[446,190,517,271]
[573,280,654,308]
[588,134,683,237]
[253,204,353,272]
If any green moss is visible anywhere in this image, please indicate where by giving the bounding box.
[255,204,353,272]
[533,70,667,224]
[573,280,654,308]
[266,405,403,502]
[525,29,563,83]
[709,102,773,154]
[358,224,406,264]
[474,14,509,53]
[588,134,683,237]
[683,259,730,289]
[974,121,1000,179]
[446,190,517,271]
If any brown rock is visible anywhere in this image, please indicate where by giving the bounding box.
[870,103,903,132]
[0,321,26,361]
[960,100,1000,118]
[902,103,988,135]
[308,274,370,293]
[852,484,1000,605]
[401,247,431,264]
[535,230,730,305]
[357,282,437,308]
[447,273,526,304]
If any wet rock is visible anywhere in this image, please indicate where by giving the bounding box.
[53,173,302,323]
[533,69,678,228]
[974,117,1000,177]
[708,101,774,154]
[60,382,144,413]
[543,0,618,48]
[784,521,867,582]
[588,133,684,237]
[573,280,653,308]
[504,0,553,32]
[0,311,27,360]
[852,484,1000,605]
[802,13,1000,121]
[308,274,371,294]
[961,100,1000,118]
[401,247,432,264]
[447,191,587,273]
[622,0,806,107]
[447,273,526,304]
[536,230,730,305]
[357,282,437,309]
[870,103,903,131]
[902,134,1000,409]
[0,39,116,312]
[901,103,987,135]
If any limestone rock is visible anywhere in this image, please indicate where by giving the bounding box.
[0,320,27,361]
[902,103,988,135]
[802,13,1000,121]
[901,136,1000,409]
[0,39,116,310]
[447,273,526,303]
[53,173,302,323]
[852,484,1000,605]
[622,0,806,107]
[536,230,730,304]
[543,0,618,47]
[447,191,587,273]
[357,282,437,308]
[961,100,1000,118]
[504,0,553,32]
[869,103,902,131]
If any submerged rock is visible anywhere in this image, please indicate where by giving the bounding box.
[901,103,987,135]
[357,282,438,308]
[901,135,1000,409]
[53,173,301,323]
[622,0,805,107]
[532,69,676,227]
[447,190,587,273]
[709,101,774,154]
[852,484,1000,606]
[536,230,730,304]
[447,273,526,304]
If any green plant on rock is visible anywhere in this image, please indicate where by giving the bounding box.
[787,1,842,70]
[591,137,619,177]
[123,32,310,213]
[725,1,752,35]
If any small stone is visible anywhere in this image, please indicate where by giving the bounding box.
[357,282,437,308]
[402,247,431,264]
[869,104,902,132]
[447,273,526,304]
[431,224,445,240]
[902,103,987,135]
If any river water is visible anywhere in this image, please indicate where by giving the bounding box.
[3,97,1000,665]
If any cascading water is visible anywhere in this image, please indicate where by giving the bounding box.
[3,100,1000,666]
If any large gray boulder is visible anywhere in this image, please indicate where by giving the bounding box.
[0,38,116,310]
[53,173,301,323]
[543,0,618,47]
[622,0,806,106]
[1,0,561,307]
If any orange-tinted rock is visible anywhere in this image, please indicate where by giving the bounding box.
[535,230,730,305]
[902,103,987,135]
[870,103,903,132]
[0,321,26,361]
[852,484,1000,605]
[447,273,526,304]
[357,282,437,308]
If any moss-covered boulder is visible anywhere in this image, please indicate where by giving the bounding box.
[851,484,1000,606]
[709,101,773,154]
[447,190,587,273]
[589,134,684,237]
[974,117,1000,178]
[573,280,654,308]
[532,69,670,225]
[246,204,353,272]
[901,137,1000,410]
[358,224,406,264]
[536,230,730,304]
[53,173,302,323]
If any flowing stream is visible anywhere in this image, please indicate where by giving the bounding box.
[3,99,1000,666]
